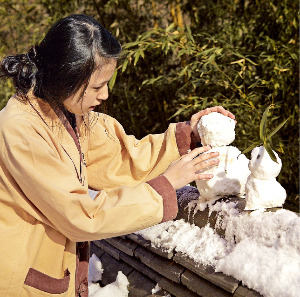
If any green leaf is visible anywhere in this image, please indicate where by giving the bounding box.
[134,49,141,66]
[242,142,261,154]
[122,59,129,73]
[260,105,271,141]
[166,23,175,33]
[266,117,290,140]
[186,25,194,42]
[108,69,117,90]
[264,143,278,163]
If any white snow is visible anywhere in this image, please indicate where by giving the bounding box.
[136,200,300,297]
[245,175,287,210]
[88,254,129,297]
[249,146,282,179]
[197,112,236,147]
[196,146,250,201]
[245,146,287,210]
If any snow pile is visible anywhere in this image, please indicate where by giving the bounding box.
[195,112,250,205]
[137,219,228,266]
[196,146,250,202]
[197,112,236,147]
[136,200,300,297]
[245,146,287,210]
[88,254,129,297]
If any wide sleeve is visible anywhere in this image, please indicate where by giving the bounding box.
[86,113,194,191]
[0,120,177,242]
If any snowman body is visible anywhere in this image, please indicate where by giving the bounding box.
[245,146,286,210]
[195,112,250,202]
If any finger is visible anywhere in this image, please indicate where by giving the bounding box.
[194,173,214,180]
[211,106,236,120]
[186,145,211,160]
[194,157,219,171]
[192,151,219,165]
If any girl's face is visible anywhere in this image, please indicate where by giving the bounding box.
[63,60,117,115]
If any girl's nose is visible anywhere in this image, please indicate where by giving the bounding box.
[97,85,109,100]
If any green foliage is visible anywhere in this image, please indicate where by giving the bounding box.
[243,105,290,163]
[0,0,298,211]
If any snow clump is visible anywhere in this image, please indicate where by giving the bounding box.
[197,112,235,147]
[245,146,287,210]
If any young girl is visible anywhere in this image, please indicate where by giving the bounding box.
[0,14,234,297]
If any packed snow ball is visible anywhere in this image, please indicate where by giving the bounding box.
[248,146,282,179]
[197,112,236,147]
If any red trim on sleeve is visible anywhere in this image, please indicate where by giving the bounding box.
[146,175,178,222]
[175,122,196,156]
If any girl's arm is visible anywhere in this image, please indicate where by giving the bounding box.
[86,113,195,191]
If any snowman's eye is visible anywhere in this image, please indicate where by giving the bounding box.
[257,154,261,159]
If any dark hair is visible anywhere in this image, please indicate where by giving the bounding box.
[0,14,121,105]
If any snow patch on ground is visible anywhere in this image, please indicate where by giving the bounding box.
[88,254,129,297]
[136,201,300,297]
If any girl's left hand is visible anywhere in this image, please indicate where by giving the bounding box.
[191,106,236,142]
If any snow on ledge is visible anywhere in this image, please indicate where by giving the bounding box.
[136,200,300,297]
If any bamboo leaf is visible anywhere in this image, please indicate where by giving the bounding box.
[242,142,261,154]
[166,23,175,33]
[108,69,117,90]
[264,143,278,163]
[260,105,271,141]
[122,59,129,73]
[266,117,290,140]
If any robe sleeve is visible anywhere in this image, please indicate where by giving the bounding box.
[86,113,195,191]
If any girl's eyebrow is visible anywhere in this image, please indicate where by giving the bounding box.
[91,81,108,88]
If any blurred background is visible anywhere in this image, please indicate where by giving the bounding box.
[0,0,298,211]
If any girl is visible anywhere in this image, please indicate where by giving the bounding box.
[0,14,234,297]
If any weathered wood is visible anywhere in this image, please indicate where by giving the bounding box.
[233,285,263,297]
[93,240,120,260]
[134,246,185,284]
[173,252,239,293]
[181,270,232,297]
[105,237,138,257]
[127,233,174,259]
[119,252,162,284]
[99,252,133,286]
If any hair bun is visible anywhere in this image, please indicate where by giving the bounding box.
[1,52,37,92]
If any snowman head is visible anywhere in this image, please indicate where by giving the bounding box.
[197,112,236,147]
[249,146,282,179]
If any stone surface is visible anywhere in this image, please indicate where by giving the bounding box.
[127,233,174,259]
[181,270,232,297]
[233,285,263,297]
[134,246,185,283]
[105,237,138,257]
[173,252,239,293]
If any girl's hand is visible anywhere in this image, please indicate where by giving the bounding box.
[191,106,236,142]
[162,146,219,190]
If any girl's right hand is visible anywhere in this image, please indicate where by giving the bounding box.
[162,146,219,190]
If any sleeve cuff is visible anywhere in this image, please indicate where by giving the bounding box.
[146,175,178,222]
[175,122,196,156]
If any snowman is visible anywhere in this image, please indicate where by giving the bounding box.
[195,112,251,205]
[244,146,286,210]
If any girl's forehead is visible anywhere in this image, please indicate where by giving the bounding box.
[91,61,116,82]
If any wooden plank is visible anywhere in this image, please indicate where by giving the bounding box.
[181,270,232,297]
[174,252,239,293]
[127,233,174,259]
[105,237,138,257]
[134,246,185,284]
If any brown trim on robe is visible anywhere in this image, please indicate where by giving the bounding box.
[175,122,196,156]
[147,175,178,222]
[75,241,90,297]
[24,268,70,294]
